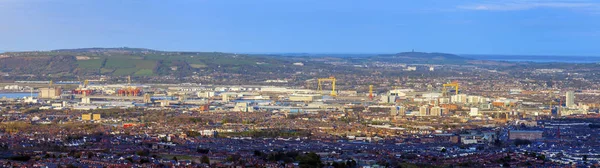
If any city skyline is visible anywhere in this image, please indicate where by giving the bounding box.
[1,0,600,56]
[2,1,600,167]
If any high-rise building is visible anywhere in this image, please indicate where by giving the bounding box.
[430,106,441,116]
[222,94,230,102]
[467,96,484,104]
[144,93,153,103]
[391,106,405,116]
[565,91,575,108]
[420,105,430,116]
[451,94,468,104]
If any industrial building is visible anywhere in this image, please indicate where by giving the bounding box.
[38,87,61,99]
[508,130,544,140]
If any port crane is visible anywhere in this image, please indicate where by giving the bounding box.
[318,76,337,96]
[442,81,459,96]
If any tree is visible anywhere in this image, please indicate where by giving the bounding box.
[332,162,347,168]
[253,150,263,157]
[136,150,149,156]
[296,152,323,168]
[73,152,82,158]
[196,148,210,154]
[173,156,178,162]
[441,148,447,153]
[140,158,150,164]
[87,152,94,158]
[514,139,532,146]
[536,154,546,161]
[201,155,210,164]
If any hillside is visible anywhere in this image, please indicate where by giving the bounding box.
[0,48,297,78]
[0,48,493,84]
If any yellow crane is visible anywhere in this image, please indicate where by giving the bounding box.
[369,85,374,100]
[77,76,89,88]
[442,81,459,96]
[318,76,337,96]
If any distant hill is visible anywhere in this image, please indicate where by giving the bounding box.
[370,52,471,64]
[51,47,158,54]
[0,47,297,78]
[0,48,488,82]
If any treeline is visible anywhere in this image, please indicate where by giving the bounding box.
[253,151,354,168]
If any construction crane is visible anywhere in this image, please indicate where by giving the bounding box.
[73,77,93,95]
[318,76,337,96]
[442,81,459,96]
[369,85,374,100]
[118,76,141,96]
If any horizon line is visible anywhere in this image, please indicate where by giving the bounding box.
[1,47,600,57]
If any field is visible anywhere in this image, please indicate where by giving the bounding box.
[113,68,139,76]
[83,58,158,76]
[105,58,136,69]
[133,69,154,76]
[134,60,157,69]
[76,59,104,70]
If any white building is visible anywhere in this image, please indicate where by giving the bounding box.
[234,102,253,112]
[380,95,397,104]
[422,92,442,99]
[430,106,441,116]
[467,96,485,104]
[419,105,430,116]
[197,91,215,98]
[451,94,468,104]
[469,108,479,116]
[565,91,575,108]
[293,62,304,66]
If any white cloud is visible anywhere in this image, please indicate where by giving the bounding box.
[458,0,600,11]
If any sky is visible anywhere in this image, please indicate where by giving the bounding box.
[1,0,600,56]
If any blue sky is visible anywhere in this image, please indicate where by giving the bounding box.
[1,0,600,56]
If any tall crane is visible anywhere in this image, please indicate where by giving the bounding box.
[118,75,140,96]
[369,85,374,100]
[318,76,337,96]
[442,81,459,96]
[73,76,93,95]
